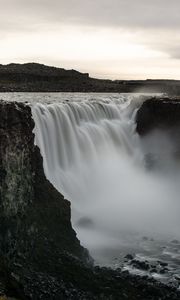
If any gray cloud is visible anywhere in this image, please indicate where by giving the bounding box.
[0,0,180,30]
[0,0,180,75]
[140,30,180,60]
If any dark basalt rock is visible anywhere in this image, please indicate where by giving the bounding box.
[124,254,134,261]
[0,100,180,299]
[130,259,150,271]
[0,100,89,298]
[136,97,180,170]
[158,261,168,267]
[136,97,180,135]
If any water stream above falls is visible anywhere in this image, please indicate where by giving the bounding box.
[3,92,179,287]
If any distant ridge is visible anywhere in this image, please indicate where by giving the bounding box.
[0,62,180,94]
[0,62,89,78]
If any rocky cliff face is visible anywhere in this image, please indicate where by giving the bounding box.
[0,102,34,217]
[136,97,180,135]
[136,97,180,170]
[0,101,89,298]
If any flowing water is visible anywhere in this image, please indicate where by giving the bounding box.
[1,92,180,287]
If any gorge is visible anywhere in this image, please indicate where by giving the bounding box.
[0,93,180,299]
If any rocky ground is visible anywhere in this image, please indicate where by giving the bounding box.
[0,99,180,299]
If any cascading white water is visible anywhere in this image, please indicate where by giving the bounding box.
[32,94,180,267]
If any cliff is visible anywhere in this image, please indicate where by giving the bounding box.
[136,97,180,170]
[0,100,180,299]
[136,97,180,135]
[0,100,89,298]
[1,63,180,94]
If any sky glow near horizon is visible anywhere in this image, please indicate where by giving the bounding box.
[0,0,180,79]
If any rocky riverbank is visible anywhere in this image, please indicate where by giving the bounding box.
[0,100,180,299]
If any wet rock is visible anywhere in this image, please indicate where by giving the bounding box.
[136,97,180,136]
[159,269,165,275]
[136,97,180,169]
[158,261,168,267]
[124,254,134,261]
[150,268,157,274]
[130,259,150,271]
[174,275,180,282]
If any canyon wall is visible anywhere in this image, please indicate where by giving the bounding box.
[0,100,89,298]
[136,97,180,135]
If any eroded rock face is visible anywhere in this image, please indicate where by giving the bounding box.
[0,100,89,298]
[136,97,180,135]
[0,101,34,216]
[136,97,180,170]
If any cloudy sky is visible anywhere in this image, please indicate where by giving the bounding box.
[0,0,180,79]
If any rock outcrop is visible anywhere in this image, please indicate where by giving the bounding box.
[136,97,180,169]
[136,97,180,135]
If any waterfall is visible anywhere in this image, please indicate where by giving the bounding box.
[32,96,142,196]
[32,94,180,265]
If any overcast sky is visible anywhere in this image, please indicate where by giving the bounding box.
[0,0,180,79]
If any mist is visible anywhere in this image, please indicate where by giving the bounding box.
[32,94,180,264]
